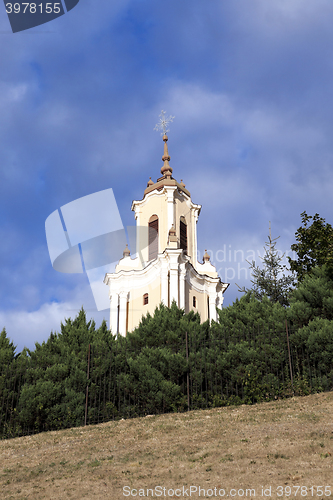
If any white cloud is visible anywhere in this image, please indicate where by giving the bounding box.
[0,297,110,354]
[0,301,74,352]
[233,0,333,37]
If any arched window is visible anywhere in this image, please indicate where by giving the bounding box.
[143,293,149,305]
[148,215,158,261]
[193,296,196,308]
[180,216,187,254]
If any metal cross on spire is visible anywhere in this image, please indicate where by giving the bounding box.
[154,110,175,136]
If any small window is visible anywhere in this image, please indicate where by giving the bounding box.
[143,293,149,305]
[193,296,196,308]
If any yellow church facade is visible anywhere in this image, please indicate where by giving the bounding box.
[104,132,229,336]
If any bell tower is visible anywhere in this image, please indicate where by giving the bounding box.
[131,112,201,269]
[104,112,229,335]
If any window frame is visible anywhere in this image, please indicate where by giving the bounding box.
[148,215,159,261]
[180,216,187,254]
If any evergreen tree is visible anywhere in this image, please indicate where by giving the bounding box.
[217,291,287,331]
[288,265,333,328]
[17,308,113,432]
[0,328,16,366]
[215,293,290,404]
[238,225,295,306]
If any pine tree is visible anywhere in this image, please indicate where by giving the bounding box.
[288,264,333,328]
[0,328,16,365]
[238,224,295,306]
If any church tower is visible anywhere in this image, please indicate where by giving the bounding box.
[104,114,229,335]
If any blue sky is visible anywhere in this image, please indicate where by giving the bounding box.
[1,0,333,352]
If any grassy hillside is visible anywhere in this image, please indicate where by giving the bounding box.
[1,392,333,499]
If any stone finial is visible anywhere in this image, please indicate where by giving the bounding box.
[180,179,186,188]
[203,249,210,262]
[147,177,154,187]
[123,244,130,258]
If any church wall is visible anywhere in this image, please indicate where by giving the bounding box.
[127,275,162,331]
[185,281,209,323]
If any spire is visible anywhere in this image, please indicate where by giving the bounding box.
[160,134,173,178]
[154,110,175,179]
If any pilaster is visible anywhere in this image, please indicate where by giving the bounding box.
[167,250,182,306]
[118,291,128,337]
[161,259,169,306]
[191,206,200,268]
[164,186,177,234]
[179,263,186,310]
[208,292,217,323]
[110,293,119,335]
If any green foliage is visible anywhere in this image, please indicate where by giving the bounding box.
[0,328,16,365]
[217,291,287,331]
[288,265,333,328]
[13,308,113,433]
[128,301,200,348]
[124,302,198,414]
[3,212,333,439]
[1,291,333,439]
[239,230,295,306]
[289,316,333,392]
[288,212,333,282]
[0,329,16,404]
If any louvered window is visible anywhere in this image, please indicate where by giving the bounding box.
[148,215,158,261]
[193,296,196,308]
[180,217,187,253]
[143,293,148,305]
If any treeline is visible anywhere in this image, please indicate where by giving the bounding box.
[1,285,332,439]
[1,211,333,439]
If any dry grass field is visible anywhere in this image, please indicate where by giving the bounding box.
[1,392,332,499]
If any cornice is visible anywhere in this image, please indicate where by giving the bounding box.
[131,184,177,212]
[104,256,161,283]
[105,249,229,297]
[131,185,202,219]
[132,176,203,210]
[185,263,229,294]
[144,177,191,198]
